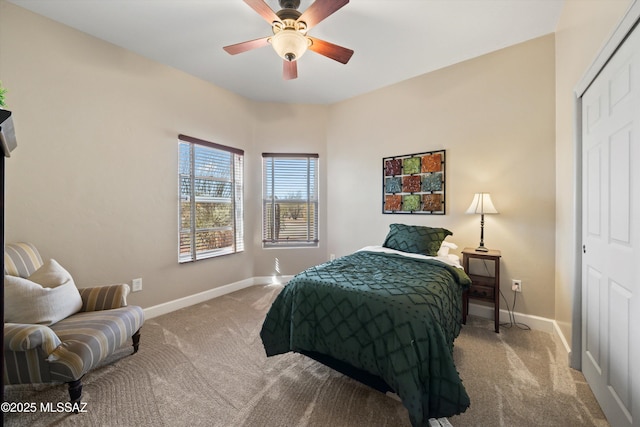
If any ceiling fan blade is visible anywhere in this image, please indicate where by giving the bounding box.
[243,0,281,24]
[283,60,298,80]
[298,0,349,30]
[308,37,353,64]
[223,37,271,55]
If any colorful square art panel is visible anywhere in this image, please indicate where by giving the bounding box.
[385,177,402,193]
[402,157,421,174]
[402,175,421,193]
[385,159,402,176]
[385,195,402,211]
[422,194,443,212]
[422,153,442,172]
[421,173,442,192]
[382,150,445,214]
[402,195,421,212]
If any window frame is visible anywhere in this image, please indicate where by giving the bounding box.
[262,153,319,248]
[178,134,244,262]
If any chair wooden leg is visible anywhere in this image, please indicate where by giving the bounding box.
[132,328,141,354]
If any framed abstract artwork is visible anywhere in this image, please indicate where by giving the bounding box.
[382,150,445,214]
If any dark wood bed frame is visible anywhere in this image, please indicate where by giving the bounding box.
[301,350,394,394]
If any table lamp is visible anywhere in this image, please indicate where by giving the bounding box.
[466,193,498,252]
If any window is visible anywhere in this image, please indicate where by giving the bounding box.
[262,153,319,248]
[179,134,243,262]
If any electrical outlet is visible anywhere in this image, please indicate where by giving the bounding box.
[330,254,336,261]
[132,278,142,292]
[512,279,522,293]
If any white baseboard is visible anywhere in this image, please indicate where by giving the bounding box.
[467,302,555,333]
[553,319,573,356]
[143,275,293,320]
[467,302,572,355]
[143,281,572,357]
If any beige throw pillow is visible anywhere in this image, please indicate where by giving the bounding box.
[4,259,83,325]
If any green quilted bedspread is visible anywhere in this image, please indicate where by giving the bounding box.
[260,250,472,426]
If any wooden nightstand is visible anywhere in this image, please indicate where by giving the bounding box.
[461,247,501,333]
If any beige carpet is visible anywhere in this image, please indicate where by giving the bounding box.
[3,284,608,427]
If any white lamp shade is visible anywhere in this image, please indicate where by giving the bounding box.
[466,193,498,214]
[271,29,309,61]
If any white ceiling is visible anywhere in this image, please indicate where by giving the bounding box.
[7,0,565,105]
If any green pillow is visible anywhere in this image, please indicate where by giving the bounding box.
[382,223,452,256]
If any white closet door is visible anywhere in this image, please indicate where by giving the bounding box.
[581,20,640,427]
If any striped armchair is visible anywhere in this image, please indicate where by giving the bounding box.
[3,243,144,403]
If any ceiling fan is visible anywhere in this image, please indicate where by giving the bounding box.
[223,0,354,80]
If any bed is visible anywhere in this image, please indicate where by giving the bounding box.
[260,224,472,426]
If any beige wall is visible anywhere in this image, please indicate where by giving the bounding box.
[248,102,329,278]
[554,0,633,344]
[0,2,256,308]
[0,1,329,309]
[0,1,557,319]
[327,35,557,319]
[2,0,633,339]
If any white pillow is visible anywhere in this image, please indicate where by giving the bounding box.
[437,241,458,257]
[4,259,83,325]
[447,253,462,267]
[441,241,458,249]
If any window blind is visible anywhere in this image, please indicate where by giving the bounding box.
[179,134,244,262]
[262,153,319,247]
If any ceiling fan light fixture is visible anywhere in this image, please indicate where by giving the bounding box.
[271,29,309,62]
[223,0,353,79]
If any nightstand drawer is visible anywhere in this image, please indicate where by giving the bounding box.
[468,273,495,287]
[468,285,494,299]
